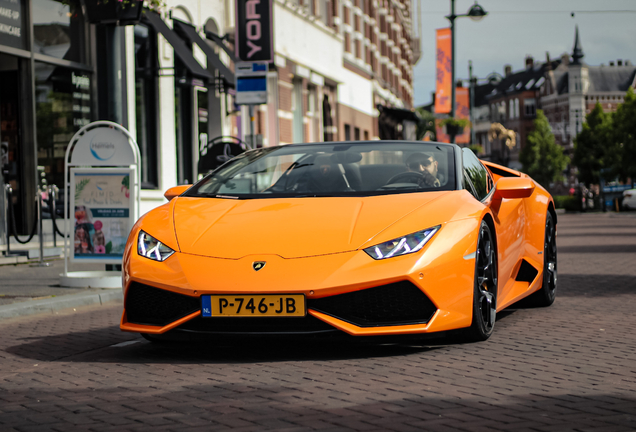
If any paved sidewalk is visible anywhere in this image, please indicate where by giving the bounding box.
[0,259,122,319]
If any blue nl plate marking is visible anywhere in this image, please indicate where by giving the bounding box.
[202,295,212,317]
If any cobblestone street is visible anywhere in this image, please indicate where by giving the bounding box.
[0,213,635,432]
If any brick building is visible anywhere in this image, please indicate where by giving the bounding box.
[483,57,555,169]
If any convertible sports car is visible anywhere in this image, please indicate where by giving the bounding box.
[120,141,557,342]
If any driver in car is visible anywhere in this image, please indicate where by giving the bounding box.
[406,152,440,187]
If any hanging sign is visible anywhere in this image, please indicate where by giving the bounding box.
[70,168,135,263]
[0,0,25,50]
[235,0,273,62]
[436,87,471,143]
[434,27,452,114]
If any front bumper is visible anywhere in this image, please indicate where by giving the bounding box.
[120,220,478,337]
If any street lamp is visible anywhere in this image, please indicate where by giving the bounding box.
[446,0,488,143]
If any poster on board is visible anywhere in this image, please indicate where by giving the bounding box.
[70,168,135,263]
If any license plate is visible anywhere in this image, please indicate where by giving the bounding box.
[202,294,306,317]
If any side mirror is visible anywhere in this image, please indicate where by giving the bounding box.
[164,185,191,201]
[493,177,535,200]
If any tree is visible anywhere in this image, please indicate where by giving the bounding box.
[519,110,569,189]
[614,87,636,181]
[415,108,436,141]
[573,103,618,185]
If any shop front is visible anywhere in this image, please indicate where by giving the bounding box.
[1,0,93,235]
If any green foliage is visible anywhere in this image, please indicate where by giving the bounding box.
[106,241,113,254]
[519,110,569,188]
[553,195,580,212]
[415,108,436,141]
[439,117,470,128]
[614,87,636,180]
[75,179,90,201]
[573,103,619,184]
[468,144,483,156]
[121,175,130,189]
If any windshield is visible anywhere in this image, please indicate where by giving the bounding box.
[185,142,457,199]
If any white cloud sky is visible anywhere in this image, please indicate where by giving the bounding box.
[413,0,636,106]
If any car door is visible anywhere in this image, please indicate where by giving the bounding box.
[461,149,525,307]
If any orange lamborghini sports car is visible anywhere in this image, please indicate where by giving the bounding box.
[120,141,557,342]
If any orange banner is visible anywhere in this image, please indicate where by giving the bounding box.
[434,28,452,114]
[456,87,471,144]
[435,87,471,144]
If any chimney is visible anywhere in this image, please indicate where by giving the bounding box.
[617,59,623,66]
[609,61,615,66]
[626,60,633,66]
[525,55,534,69]
[504,64,512,77]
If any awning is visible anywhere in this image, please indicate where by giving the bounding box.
[142,11,213,81]
[172,18,235,87]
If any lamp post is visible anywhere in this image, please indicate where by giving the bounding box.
[446,0,487,143]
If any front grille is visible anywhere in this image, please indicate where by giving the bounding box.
[125,282,200,326]
[308,281,437,327]
[178,315,337,334]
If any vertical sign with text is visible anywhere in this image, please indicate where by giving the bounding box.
[0,0,25,50]
[235,0,273,62]
[434,28,452,114]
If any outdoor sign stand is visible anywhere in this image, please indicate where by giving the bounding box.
[60,121,141,288]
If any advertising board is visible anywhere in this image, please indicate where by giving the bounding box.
[70,168,135,263]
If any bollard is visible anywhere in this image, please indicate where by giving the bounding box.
[30,189,49,267]
[2,184,18,258]
[50,185,58,248]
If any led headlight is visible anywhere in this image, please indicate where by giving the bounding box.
[137,231,175,262]
[364,226,440,260]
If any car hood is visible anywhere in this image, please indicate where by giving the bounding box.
[172,193,450,259]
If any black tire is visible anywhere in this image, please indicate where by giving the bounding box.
[532,212,557,306]
[464,221,498,342]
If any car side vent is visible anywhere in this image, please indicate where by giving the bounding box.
[309,281,437,327]
[487,165,520,178]
[515,259,539,283]
[126,282,200,326]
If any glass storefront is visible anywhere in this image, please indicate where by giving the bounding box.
[35,63,92,188]
[0,0,93,233]
[134,23,158,188]
[0,53,25,230]
[32,0,87,63]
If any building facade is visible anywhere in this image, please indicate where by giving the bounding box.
[0,0,421,233]
[540,27,636,150]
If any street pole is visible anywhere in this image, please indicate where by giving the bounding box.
[450,0,455,121]
[469,60,476,145]
[450,0,456,144]
[249,105,255,150]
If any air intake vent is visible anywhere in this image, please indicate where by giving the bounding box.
[125,282,200,326]
[178,316,336,334]
[309,281,437,327]
[516,259,539,283]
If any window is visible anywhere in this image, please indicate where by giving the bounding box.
[524,98,536,117]
[32,0,88,64]
[514,99,520,119]
[35,63,92,190]
[344,124,351,141]
[462,148,490,201]
[509,99,514,119]
[134,23,159,188]
[292,79,304,143]
[354,127,360,141]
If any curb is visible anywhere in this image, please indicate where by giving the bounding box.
[0,290,123,320]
